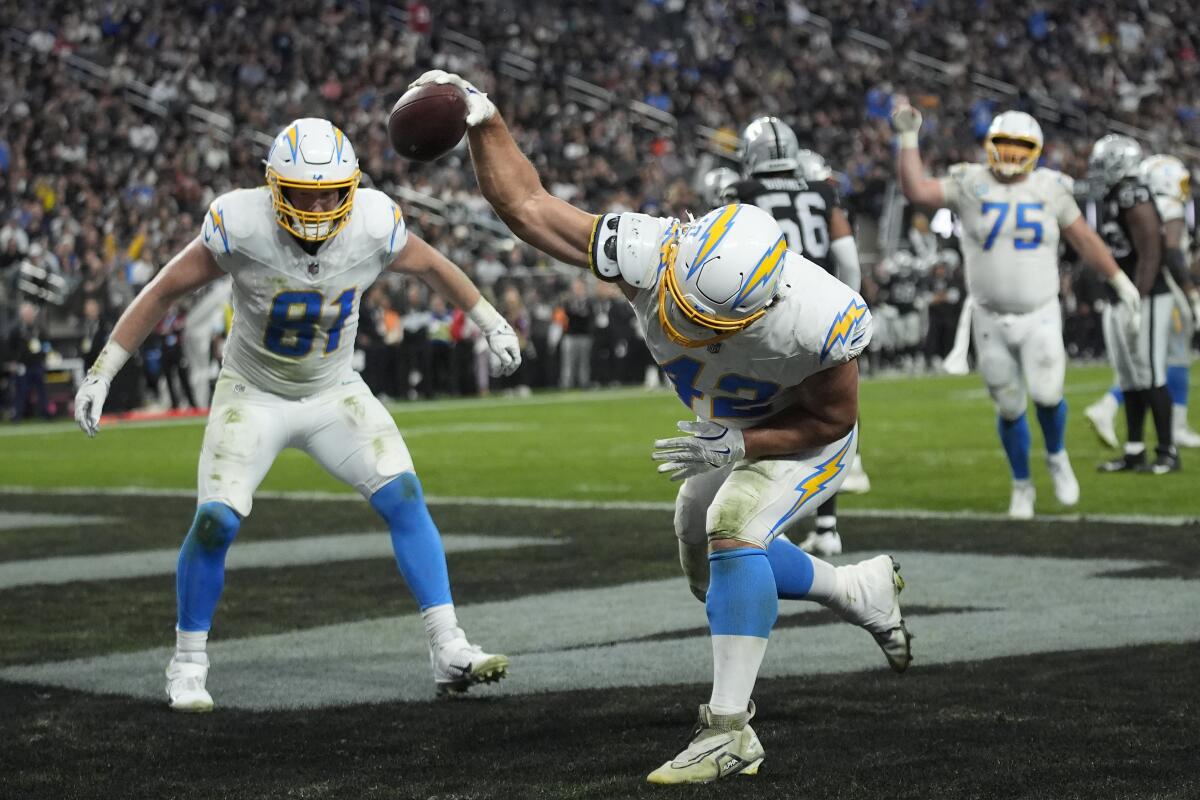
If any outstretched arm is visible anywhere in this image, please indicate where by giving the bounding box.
[388,232,521,376]
[466,113,597,268]
[892,105,947,209]
[75,237,224,436]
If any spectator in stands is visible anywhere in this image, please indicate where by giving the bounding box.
[559,278,594,390]
[7,301,50,420]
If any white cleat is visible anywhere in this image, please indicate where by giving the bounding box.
[1008,480,1035,520]
[797,529,843,557]
[1046,451,1080,506]
[646,703,765,784]
[1085,400,1119,449]
[1174,406,1200,448]
[431,632,509,696]
[830,555,912,673]
[838,454,871,494]
[165,657,213,713]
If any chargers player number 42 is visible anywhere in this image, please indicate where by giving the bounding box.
[662,356,780,419]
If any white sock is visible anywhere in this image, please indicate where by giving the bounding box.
[175,628,208,665]
[422,604,461,647]
[1096,393,1119,414]
[709,634,768,715]
[803,553,839,603]
[1125,441,1146,456]
[1174,404,1190,430]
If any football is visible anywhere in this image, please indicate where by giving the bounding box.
[387,83,469,162]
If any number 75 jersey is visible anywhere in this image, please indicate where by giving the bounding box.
[939,163,1081,314]
[633,250,872,430]
[200,186,407,398]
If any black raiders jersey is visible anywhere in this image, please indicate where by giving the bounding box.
[724,174,839,273]
[1098,177,1168,297]
[877,270,920,313]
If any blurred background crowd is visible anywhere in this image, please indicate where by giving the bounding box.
[2,0,1198,419]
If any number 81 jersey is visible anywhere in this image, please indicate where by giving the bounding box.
[200,186,407,398]
[939,163,1081,313]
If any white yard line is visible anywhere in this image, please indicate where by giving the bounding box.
[0,532,561,588]
[0,387,671,438]
[0,486,1196,526]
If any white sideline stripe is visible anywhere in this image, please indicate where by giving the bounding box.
[0,532,560,589]
[0,387,671,438]
[0,486,1197,526]
[0,512,114,531]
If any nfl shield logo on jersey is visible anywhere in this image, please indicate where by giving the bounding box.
[307,262,320,276]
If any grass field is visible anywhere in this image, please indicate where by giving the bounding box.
[2,365,1199,798]
[3,364,1198,516]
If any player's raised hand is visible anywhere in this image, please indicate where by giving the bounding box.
[891,104,923,135]
[652,420,746,481]
[74,375,110,438]
[408,70,496,126]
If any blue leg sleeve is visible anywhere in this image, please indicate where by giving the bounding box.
[706,549,777,639]
[1109,386,1124,405]
[766,537,816,600]
[1035,400,1068,455]
[176,502,241,632]
[370,473,453,610]
[1167,366,1189,407]
[997,413,1032,480]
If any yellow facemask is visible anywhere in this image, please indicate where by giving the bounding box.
[266,167,361,242]
[985,136,1041,177]
[656,234,770,348]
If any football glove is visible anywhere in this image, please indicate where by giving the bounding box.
[467,298,520,376]
[1107,271,1142,343]
[483,321,521,377]
[653,420,745,481]
[891,104,922,148]
[408,70,496,127]
[74,375,110,438]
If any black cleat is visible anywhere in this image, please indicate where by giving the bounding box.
[1098,451,1145,473]
[1136,447,1180,475]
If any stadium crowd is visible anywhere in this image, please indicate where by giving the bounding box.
[2,0,1197,418]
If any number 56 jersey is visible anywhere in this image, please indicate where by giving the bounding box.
[200,186,407,398]
[633,250,872,430]
[939,164,1081,314]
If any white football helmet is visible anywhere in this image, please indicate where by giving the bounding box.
[739,117,800,176]
[658,204,789,348]
[1088,134,1143,191]
[265,118,361,242]
[701,167,739,208]
[1139,154,1190,204]
[796,148,832,182]
[984,111,1043,177]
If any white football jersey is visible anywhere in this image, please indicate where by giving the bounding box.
[200,186,407,398]
[632,248,871,430]
[939,164,1081,314]
[1146,190,1190,253]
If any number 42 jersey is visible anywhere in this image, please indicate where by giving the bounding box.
[200,186,407,398]
[939,164,1081,314]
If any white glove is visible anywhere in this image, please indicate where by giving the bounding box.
[483,321,521,377]
[1108,271,1142,343]
[891,104,922,148]
[652,420,745,482]
[408,70,496,127]
[467,298,520,376]
[74,375,110,438]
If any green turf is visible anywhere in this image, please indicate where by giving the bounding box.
[2,365,1197,515]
